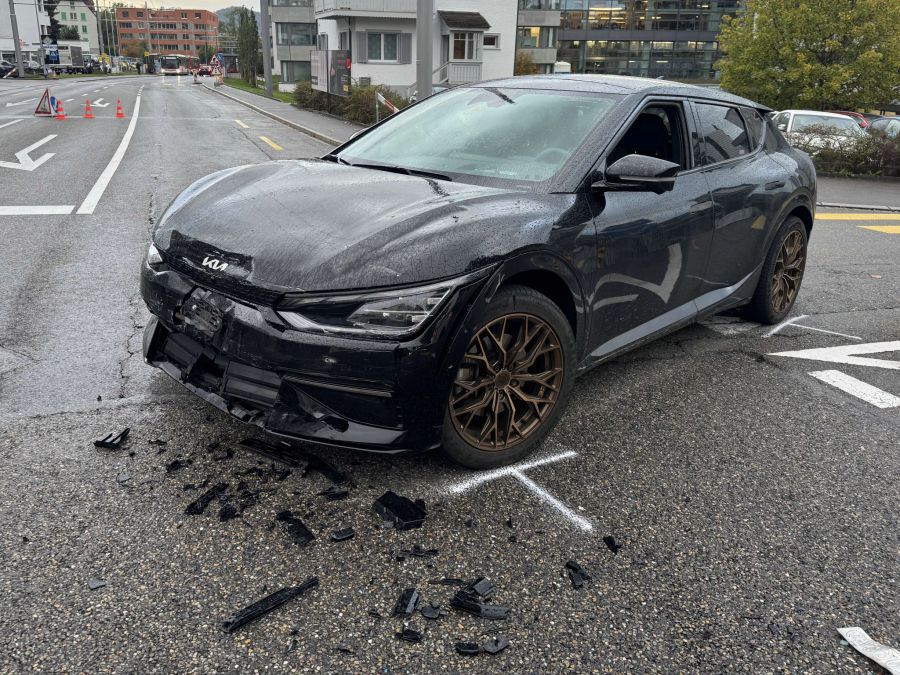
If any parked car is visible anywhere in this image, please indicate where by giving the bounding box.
[198,64,213,77]
[770,110,866,151]
[828,110,869,129]
[860,112,885,124]
[0,59,19,77]
[867,116,900,138]
[141,75,816,468]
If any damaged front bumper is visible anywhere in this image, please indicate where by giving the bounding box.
[141,261,484,453]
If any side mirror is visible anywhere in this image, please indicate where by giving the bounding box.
[777,123,788,131]
[594,154,680,194]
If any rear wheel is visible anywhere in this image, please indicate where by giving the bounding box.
[441,285,575,470]
[742,216,808,324]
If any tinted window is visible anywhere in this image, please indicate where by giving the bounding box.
[741,107,765,149]
[695,103,751,164]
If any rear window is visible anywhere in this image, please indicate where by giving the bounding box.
[792,114,861,136]
[695,103,752,165]
[741,108,765,149]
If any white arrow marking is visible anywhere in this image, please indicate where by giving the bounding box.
[92,98,110,107]
[810,370,900,408]
[0,134,56,171]
[769,341,900,370]
[5,98,36,108]
[0,119,23,130]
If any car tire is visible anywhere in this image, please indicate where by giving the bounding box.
[441,284,575,470]
[742,215,808,324]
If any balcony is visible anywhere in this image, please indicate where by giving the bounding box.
[314,0,416,19]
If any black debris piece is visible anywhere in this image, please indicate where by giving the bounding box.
[505,517,514,529]
[420,603,446,620]
[212,448,234,462]
[394,588,419,616]
[276,510,315,546]
[183,477,211,491]
[565,560,593,588]
[455,642,481,656]
[396,628,422,643]
[373,491,426,530]
[483,637,510,655]
[464,517,473,528]
[219,504,239,521]
[301,451,349,485]
[239,437,349,484]
[156,446,168,455]
[401,544,439,558]
[451,579,509,620]
[88,578,107,590]
[184,483,228,516]
[165,458,192,473]
[428,578,466,586]
[331,528,355,542]
[367,608,383,619]
[217,482,261,522]
[94,428,130,449]
[275,467,292,482]
[285,639,297,654]
[148,438,167,446]
[319,486,350,501]
[335,645,355,654]
[603,535,622,554]
[470,578,496,599]
[222,577,319,633]
[115,472,132,485]
[508,535,517,543]
[206,441,220,451]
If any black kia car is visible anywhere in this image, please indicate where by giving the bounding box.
[142,75,815,469]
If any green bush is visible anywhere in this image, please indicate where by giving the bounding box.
[292,81,408,126]
[292,81,344,115]
[790,125,900,177]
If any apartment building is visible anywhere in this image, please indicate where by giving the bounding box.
[56,0,99,53]
[314,0,517,95]
[0,0,50,62]
[268,0,316,83]
[517,0,745,82]
[116,6,218,56]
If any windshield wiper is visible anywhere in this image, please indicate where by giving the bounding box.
[322,153,351,165]
[348,162,453,182]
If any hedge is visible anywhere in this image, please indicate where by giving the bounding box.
[293,82,409,126]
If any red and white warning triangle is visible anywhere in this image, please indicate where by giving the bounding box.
[34,88,53,116]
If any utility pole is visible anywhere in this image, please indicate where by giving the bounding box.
[415,0,432,100]
[7,0,26,77]
[259,0,272,97]
[96,0,105,59]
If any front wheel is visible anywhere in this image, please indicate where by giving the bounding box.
[441,285,575,470]
[742,216,808,324]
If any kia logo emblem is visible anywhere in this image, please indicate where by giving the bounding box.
[201,256,229,271]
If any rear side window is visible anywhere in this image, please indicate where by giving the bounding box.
[695,103,752,165]
[741,108,765,149]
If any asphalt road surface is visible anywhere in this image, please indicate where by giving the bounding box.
[1,75,898,673]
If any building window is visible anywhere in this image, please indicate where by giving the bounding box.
[81,25,87,33]
[80,12,85,20]
[276,23,315,46]
[122,10,129,17]
[60,11,66,19]
[483,34,499,49]
[136,11,143,17]
[282,60,310,83]
[181,12,186,18]
[316,33,328,50]
[367,32,398,62]
[271,0,312,5]
[517,27,555,49]
[452,32,477,60]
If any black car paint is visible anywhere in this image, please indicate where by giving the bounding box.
[142,75,816,454]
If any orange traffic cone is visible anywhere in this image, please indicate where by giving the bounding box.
[115,99,125,118]
[83,98,95,119]
[55,99,66,120]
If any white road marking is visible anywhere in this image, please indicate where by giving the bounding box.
[764,314,808,337]
[769,341,900,370]
[76,93,141,215]
[446,450,593,531]
[4,98,36,108]
[0,134,56,171]
[810,370,900,408]
[63,98,74,102]
[789,323,862,341]
[92,98,110,107]
[837,627,900,675]
[0,119,23,129]
[0,205,74,215]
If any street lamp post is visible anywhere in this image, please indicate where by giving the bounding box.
[7,0,26,77]
[259,0,273,97]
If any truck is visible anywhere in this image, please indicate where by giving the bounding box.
[47,41,95,74]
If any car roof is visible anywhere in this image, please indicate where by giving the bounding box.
[469,74,770,112]
[781,110,858,119]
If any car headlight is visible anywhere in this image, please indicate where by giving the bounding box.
[147,242,163,267]
[277,270,488,338]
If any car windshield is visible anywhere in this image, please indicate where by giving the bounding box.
[793,114,862,136]
[337,87,620,188]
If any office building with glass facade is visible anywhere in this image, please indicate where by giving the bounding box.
[517,0,744,82]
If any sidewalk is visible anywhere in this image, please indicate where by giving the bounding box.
[817,176,900,211]
[202,82,364,146]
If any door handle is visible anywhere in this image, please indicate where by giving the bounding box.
[765,180,786,190]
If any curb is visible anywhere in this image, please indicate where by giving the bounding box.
[201,83,343,146]
[817,201,900,213]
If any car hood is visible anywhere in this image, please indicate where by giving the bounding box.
[154,159,572,295]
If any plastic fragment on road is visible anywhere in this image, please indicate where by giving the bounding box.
[838,627,900,675]
[184,482,228,516]
[276,510,315,546]
[603,535,622,554]
[483,637,510,654]
[396,627,422,643]
[455,642,480,655]
[565,560,593,588]
[222,577,319,633]
[402,544,438,558]
[428,578,466,586]
[88,578,107,590]
[451,578,509,620]
[319,486,349,501]
[183,477,210,491]
[218,482,260,521]
[94,428,130,449]
[238,437,349,484]
[330,527,355,542]
[373,491,426,530]
[165,458,192,473]
[420,603,446,620]
[394,588,419,616]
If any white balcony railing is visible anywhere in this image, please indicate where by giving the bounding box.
[314,0,416,15]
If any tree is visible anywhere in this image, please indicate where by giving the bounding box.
[514,51,539,76]
[198,45,216,63]
[220,7,242,37]
[717,0,900,111]
[122,41,147,59]
[58,25,81,40]
[44,0,60,41]
[237,8,259,86]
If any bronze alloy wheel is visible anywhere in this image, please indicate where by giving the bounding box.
[449,313,565,452]
[770,230,807,313]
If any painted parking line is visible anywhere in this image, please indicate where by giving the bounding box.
[810,370,900,409]
[0,205,74,215]
[446,451,594,532]
[859,225,900,235]
[0,119,23,130]
[259,136,283,151]
[816,213,900,221]
[235,119,249,128]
